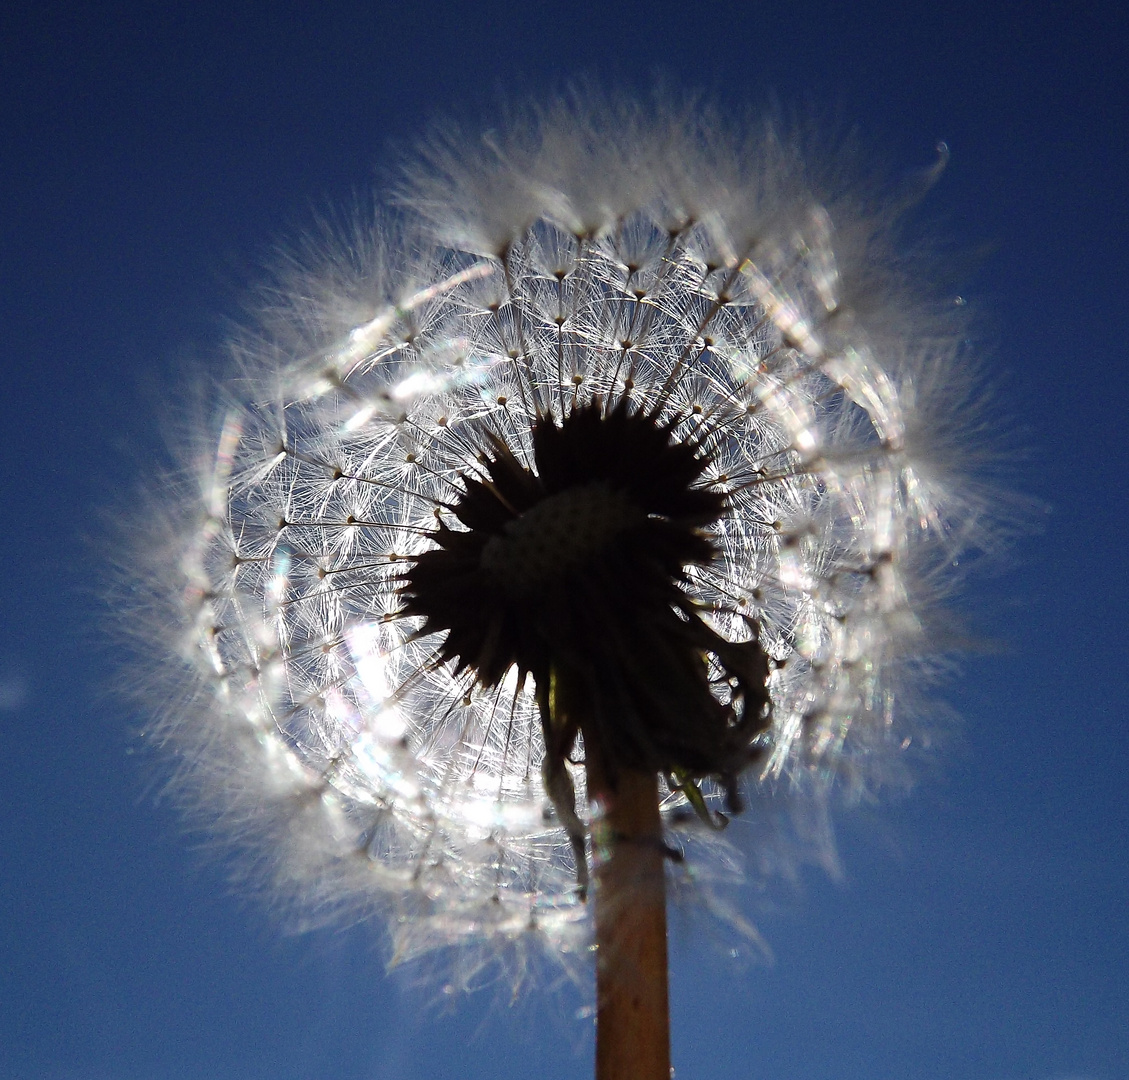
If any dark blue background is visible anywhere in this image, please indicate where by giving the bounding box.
[2,3,1125,1078]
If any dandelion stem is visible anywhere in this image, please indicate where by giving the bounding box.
[588,760,671,1080]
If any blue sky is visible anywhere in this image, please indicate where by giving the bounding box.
[1,2,1126,1079]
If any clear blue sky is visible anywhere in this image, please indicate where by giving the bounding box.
[1,3,1125,1079]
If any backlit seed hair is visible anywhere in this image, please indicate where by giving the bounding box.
[123,97,990,985]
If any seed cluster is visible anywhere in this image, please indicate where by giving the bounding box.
[136,106,976,981]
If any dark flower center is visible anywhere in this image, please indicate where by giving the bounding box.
[478,481,644,593]
[401,398,772,814]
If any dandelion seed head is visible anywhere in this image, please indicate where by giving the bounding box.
[122,97,992,987]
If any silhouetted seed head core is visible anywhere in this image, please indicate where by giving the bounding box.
[400,399,772,816]
[480,482,643,594]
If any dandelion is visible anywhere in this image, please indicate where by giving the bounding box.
[125,97,991,1079]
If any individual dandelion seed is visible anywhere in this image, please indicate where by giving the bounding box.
[123,97,995,1080]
